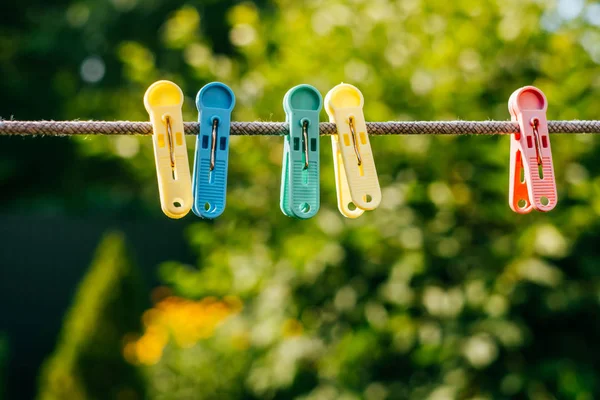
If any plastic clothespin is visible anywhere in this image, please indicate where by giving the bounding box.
[192,82,235,218]
[144,80,193,219]
[325,83,381,218]
[508,85,557,213]
[280,84,323,219]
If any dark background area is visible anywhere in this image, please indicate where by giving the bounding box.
[0,214,194,399]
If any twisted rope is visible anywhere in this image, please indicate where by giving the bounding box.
[0,120,599,137]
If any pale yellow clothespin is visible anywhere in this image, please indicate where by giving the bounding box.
[144,80,192,219]
[325,83,381,218]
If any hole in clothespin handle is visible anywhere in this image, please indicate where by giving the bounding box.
[173,198,184,208]
[300,203,311,213]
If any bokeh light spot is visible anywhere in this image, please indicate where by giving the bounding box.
[80,56,105,83]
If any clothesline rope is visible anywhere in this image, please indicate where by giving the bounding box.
[1,120,600,137]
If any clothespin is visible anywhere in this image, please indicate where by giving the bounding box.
[144,80,192,219]
[280,84,322,219]
[325,83,381,218]
[508,86,557,213]
[192,82,235,218]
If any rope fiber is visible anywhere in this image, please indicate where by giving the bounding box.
[1,120,599,137]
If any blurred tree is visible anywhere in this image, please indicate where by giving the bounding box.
[1,0,600,399]
[122,1,600,399]
[37,233,147,400]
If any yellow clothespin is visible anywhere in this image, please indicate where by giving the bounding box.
[144,80,192,219]
[325,83,381,218]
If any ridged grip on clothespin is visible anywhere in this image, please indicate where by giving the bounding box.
[508,86,557,213]
[280,85,322,219]
[144,80,192,219]
[192,82,235,219]
[325,83,381,218]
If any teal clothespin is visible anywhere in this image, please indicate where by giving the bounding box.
[192,82,235,219]
[280,84,322,219]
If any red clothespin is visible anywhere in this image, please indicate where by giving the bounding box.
[508,86,557,213]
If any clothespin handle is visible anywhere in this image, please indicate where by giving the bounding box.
[508,90,533,214]
[508,86,557,213]
[192,82,235,219]
[280,85,322,219]
[331,135,364,218]
[144,80,192,219]
[325,83,381,218]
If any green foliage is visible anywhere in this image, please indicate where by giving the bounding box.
[37,233,147,400]
[143,334,253,400]
[135,1,600,399]
[1,0,600,399]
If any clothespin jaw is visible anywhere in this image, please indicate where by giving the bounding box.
[144,80,192,219]
[280,84,322,219]
[192,82,235,219]
[508,86,557,213]
[325,83,381,218]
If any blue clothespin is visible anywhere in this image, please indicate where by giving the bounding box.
[280,84,322,219]
[192,82,235,218]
